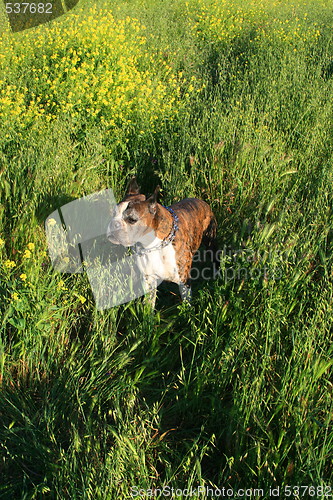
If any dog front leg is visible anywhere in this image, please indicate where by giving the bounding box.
[143,275,158,308]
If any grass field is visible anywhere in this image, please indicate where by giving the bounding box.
[0,0,333,497]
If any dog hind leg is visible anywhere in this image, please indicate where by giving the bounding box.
[179,280,192,302]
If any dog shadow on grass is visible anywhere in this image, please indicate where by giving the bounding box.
[119,287,242,488]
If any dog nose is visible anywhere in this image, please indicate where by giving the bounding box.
[107,220,121,240]
[108,220,121,231]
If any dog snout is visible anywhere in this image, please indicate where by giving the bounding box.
[107,220,121,233]
[107,220,122,240]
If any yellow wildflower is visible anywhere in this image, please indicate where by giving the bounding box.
[27,243,35,251]
[58,280,67,290]
[23,249,31,259]
[78,295,86,304]
[20,273,27,281]
[4,260,16,268]
[47,218,57,227]
[11,292,19,301]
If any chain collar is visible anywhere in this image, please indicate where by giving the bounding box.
[135,206,179,256]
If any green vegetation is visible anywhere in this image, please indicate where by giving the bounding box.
[0,0,332,497]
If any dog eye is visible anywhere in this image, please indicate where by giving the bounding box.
[126,216,137,224]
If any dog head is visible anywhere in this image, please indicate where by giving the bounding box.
[107,177,160,247]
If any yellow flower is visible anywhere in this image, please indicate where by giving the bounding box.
[58,280,67,290]
[78,295,86,304]
[23,249,31,259]
[4,259,16,268]
[20,273,27,281]
[0,238,5,248]
[11,292,19,301]
[47,218,57,227]
[27,242,35,251]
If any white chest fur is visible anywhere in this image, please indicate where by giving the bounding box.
[136,239,180,285]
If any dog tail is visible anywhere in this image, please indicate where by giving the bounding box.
[202,215,220,274]
[203,215,217,247]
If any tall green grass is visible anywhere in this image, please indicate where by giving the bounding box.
[0,0,332,497]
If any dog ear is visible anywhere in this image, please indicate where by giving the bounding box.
[126,176,140,195]
[147,185,160,214]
